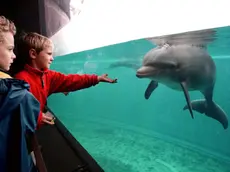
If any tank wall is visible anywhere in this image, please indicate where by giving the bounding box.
[48,39,230,160]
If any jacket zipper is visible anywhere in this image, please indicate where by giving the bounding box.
[41,73,44,88]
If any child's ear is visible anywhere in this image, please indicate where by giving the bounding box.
[29,49,37,59]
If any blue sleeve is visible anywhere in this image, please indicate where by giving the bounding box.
[20,91,40,133]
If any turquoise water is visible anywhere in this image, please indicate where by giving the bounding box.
[48,26,230,172]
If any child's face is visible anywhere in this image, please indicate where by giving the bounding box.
[0,32,16,71]
[33,44,54,70]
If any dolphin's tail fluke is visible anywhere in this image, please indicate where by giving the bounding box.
[183,99,228,129]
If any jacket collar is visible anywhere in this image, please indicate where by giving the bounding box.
[0,70,12,79]
[24,64,49,75]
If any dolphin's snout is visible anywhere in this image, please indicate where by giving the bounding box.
[136,73,142,78]
[136,68,145,78]
[136,66,155,78]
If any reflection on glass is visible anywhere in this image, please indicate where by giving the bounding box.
[48,26,230,172]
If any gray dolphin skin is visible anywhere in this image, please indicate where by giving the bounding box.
[136,44,228,129]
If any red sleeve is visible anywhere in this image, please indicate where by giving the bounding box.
[48,70,99,94]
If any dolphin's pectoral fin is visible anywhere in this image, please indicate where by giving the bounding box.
[180,82,194,119]
[183,99,228,129]
[144,80,158,99]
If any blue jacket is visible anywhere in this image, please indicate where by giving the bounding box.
[0,78,40,172]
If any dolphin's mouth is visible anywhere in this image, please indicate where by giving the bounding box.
[136,66,156,78]
[136,72,152,78]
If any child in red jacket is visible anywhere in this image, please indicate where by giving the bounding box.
[11,32,117,128]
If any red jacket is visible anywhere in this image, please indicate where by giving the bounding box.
[14,64,99,127]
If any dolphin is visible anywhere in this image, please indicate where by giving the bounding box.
[136,44,228,129]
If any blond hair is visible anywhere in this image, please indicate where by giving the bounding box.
[16,32,53,64]
[20,32,52,54]
[0,15,16,41]
[10,32,52,75]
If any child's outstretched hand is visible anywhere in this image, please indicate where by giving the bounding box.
[98,74,117,83]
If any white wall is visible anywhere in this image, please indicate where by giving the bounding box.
[51,0,230,56]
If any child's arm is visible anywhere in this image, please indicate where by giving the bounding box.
[48,70,117,94]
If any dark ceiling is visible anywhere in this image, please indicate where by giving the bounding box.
[0,0,70,38]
